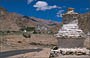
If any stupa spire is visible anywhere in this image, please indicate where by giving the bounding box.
[65,8,78,14]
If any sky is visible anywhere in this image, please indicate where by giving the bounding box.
[0,0,90,22]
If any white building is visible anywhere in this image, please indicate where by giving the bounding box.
[56,8,84,38]
[55,8,86,48]
[56,20,85,38]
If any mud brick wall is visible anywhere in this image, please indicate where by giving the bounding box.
[57,37,85,48]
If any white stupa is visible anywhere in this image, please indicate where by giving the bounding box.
[56,24,84,38]
[56,8,85,38]
[56,20,85,38]
[55,8,86,49]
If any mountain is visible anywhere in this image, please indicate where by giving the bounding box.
[78,12,90,49]
[0,12,60,33]
[78,12,90,34]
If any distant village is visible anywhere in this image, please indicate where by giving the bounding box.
[0,7,60,38]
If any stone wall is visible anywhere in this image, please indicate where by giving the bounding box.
[57,37,85,48]
[84,37,90,49]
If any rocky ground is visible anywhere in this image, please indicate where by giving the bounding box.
[0,34,90,58]
[0,34,57,58]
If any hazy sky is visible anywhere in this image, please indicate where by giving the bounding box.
[0,0,90,22]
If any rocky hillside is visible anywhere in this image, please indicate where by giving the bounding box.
[0,12,60,33]
[78,12,90,34]
[78,12,90,49]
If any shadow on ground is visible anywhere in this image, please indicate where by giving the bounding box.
[0,48,42,58]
